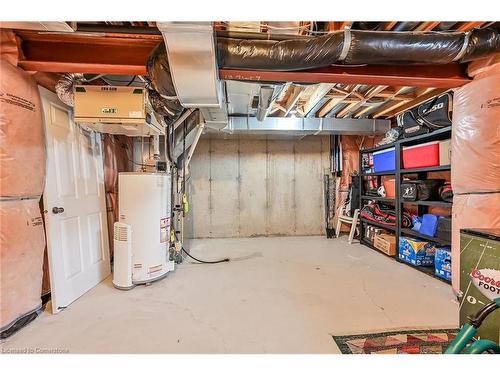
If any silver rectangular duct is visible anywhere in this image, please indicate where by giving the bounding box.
[256,86,276,122]
[223,117,390,135]
[157,22,228,129]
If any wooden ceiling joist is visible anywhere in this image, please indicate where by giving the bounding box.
[455,22,486,32]
[300,83,335,116]
[414,22,441,31]
[370,87,413,118]
[336,85,388,118]
[380,88,449,118]
[277,85,303,117]
[383,22,398,31]
[317,84,360,117]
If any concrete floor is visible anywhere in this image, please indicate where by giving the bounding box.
[1,236,459,353]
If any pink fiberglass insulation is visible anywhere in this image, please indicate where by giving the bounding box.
[0,59,46,198]
[451,71,500,195]
[0,199,46,332]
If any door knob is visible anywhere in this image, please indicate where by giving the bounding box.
[52,207,65,214]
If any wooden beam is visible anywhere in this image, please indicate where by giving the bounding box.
[383,22,398,31]
[16,30,160,75]
[219,64,470,89]
[337,85,388,118]
[318,84,360,117]
[370,86,414,118]
[354,86,407,118]
[18,61,148,75]
[455,22,485,32]
[381,88,449,118]
[278,85,303,117]
[300,83,335,116]
[336,102,361,118]
[414,22,441,31]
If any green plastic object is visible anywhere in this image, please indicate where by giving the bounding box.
[466,339,500,354]
[445,324,477,354]
[445,298,500,354]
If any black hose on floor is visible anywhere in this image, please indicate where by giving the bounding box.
[181,247,230,264]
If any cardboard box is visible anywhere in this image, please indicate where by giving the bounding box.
[373,233,396,256]
[398,236,436,266]
[439,139,451,166]
[434,246,452,281]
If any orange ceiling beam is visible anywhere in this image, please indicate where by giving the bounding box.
[219,65,470,88]
[17,30,160,75]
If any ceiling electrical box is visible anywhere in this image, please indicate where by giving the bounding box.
[73,85,164,137]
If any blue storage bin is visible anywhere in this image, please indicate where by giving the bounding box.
[373,147,395,173]
[419,214,440,237]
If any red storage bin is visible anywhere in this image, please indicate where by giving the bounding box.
[402,141,440,169]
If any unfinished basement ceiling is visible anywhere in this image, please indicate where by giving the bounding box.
[12,20,499,126]
[225,80,443,120]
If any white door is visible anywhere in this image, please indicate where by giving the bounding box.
[40,87,110,313]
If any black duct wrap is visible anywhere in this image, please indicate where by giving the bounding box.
[146,42,185,125]
[217,28,500,71]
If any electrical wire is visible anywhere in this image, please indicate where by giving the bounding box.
[126,156,149,168]
[172,231,229,264]
[126,75,137,86]
[181,247,229,264]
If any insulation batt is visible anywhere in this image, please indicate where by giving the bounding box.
[451,193,500,291]
[0,59,46,198]
[216,28,500,71]
[451,71,500,194]
[0,199,45,332]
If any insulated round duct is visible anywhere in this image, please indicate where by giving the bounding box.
[55,73,85,106]
[216,27,500,71]
[146,42,185,126]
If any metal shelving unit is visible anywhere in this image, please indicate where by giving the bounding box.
[361,195,395,203]
[359,126,452,284]
[360,217,396,232]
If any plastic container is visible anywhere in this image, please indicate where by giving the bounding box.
[402,141,440,169]
[382,178,396,198]
[419,214,440,237]
[373,147,395,173]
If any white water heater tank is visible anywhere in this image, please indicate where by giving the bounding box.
[116,172,174,286]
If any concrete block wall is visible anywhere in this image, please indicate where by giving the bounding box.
[188,135,330,238]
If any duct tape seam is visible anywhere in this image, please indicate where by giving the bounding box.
[338,29,352,62]
[453,31,472,62]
